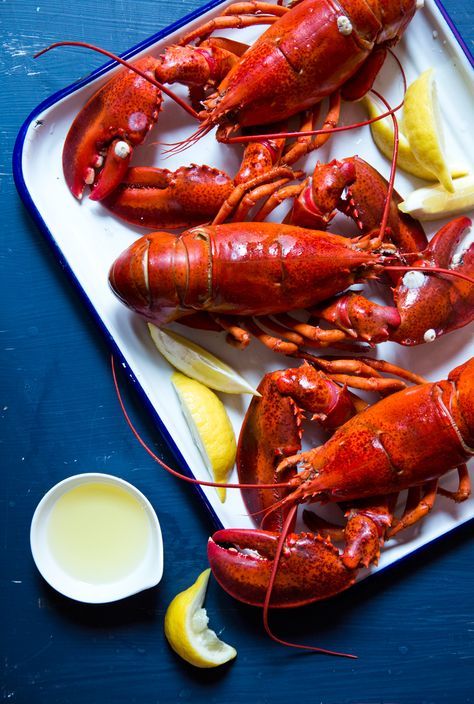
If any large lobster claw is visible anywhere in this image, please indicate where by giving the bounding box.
[237,363,357,532]
[63,56,163,201]
[290,156,428,255]
[208,528,356,608]
[391,216,474,345]
[314,216,474,346]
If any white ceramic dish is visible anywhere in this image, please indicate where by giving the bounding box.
[30,473,164,603]
[15,0,474,584]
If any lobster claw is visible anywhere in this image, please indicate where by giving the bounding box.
[392,216,474,345]
[101,164,234,229]
[297,156,427,255]
[208,528,356,608]
[237,364,357,532]
[63,56,162,200]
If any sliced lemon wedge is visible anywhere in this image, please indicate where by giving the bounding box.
[402,68,453,192]
[172,372,236,502]
[149,324,258,395]
[164,568,237,668]
[364,96,467,182]
[398,175,474,220]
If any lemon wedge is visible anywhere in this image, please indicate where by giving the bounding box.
[164,568,237,668]
[402,68,453,192]
[171,372,236,501]
[398,175,474,220]
[148,324,258,395]
[364,97,467,182]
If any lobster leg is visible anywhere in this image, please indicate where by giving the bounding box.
[281,92,342,165]
[179,10,281,48]
[437,464,471,503]
[388,479,439,537]
[211,166,301,225]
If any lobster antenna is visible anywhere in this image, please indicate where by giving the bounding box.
[111,356,289,490]
[261,504,357,659]
[370,88,399,242]
[162,121,215,155]
[34,41,201,120]
[216,106,403,144]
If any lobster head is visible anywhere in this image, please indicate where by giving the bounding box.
[367,0,421,45]
[64,56,162,201]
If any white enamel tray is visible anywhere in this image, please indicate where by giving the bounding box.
[14,0,474,582]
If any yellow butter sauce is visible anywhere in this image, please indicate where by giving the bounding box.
[47,482,150,584]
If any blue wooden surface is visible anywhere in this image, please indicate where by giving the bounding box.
[1,1,473,702]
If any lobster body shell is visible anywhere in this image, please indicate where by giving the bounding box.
[203,0,417,126]
[109,223,381,326]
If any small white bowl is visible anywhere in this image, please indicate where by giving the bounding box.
[30,473,164,603]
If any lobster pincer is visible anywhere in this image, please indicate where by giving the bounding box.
[257,155,428,255]
[208,529,357,608]
[60,38,245,202]
[63,56,165,201]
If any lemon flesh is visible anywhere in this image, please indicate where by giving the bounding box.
[149,324,258,396]
[399,175,474,221]
[364,97,467,182]
[171,372,236,502]
[164,568,237,668]
[403,68,453,193]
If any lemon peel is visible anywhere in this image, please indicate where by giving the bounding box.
[398,175,474,220]
[164,568,237,668]
[148,324,259,395]
[364,96,467,182]
[171,372,236,502]
[402,68,453,192]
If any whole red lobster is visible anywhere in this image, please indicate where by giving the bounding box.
[36,0,421,221]
[112,352,473,656]
[207,356,473,620]
[109,214,474,351]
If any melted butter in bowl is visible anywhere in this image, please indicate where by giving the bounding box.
[31,473,163,603]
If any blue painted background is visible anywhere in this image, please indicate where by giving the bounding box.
[1,1,473,702]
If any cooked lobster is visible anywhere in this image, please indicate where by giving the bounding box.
[109,215,474,351]
[183,0,418,137]
[207,356,473,609]
[37,0,421,217]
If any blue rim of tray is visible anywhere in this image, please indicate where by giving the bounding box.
[12,0,474,536]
